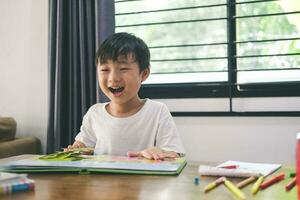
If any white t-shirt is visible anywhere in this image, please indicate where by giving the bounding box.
[75,99,185,156]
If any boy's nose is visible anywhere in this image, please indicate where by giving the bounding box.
[108,70,121,83]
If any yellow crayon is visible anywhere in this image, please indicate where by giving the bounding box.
[203,177,225,193]
[224,179,246,200]
[251,176,264,195]
[237,176,257,189]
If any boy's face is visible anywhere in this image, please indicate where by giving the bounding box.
[97,54,149,105]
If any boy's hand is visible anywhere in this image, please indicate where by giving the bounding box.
[63,140,86,152]
[127,147,179,160]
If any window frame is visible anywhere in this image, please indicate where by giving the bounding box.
[134,0,300,99]
[115,0,300,116]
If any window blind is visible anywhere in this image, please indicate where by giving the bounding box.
[234,0,300,96]
[114,0,300,98]
[115,0,229,84]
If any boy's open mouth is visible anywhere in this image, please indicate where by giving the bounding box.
[108,87,124,94]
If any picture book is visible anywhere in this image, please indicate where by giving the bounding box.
[198,160,281,178]
[0,178,35,195]
[0,155,187,175]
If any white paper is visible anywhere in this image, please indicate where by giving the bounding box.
[198,161,281,178]
[217,160,281,177]
[0,172,27,184]
[198,165,261,178]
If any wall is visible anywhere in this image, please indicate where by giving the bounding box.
[158,98,300,165]
[0,0,48,153]
[175,117,300,165]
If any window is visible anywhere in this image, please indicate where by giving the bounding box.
[114,0,300,114]
[235,0,300,97]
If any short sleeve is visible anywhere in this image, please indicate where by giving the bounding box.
[155,104,185,155]
[74,108,97,147]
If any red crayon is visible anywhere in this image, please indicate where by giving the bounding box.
[285,177,296,192]
[260,172,285,190]
[220,165,238,169]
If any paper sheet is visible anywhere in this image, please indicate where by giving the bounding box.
[199,160,281,178]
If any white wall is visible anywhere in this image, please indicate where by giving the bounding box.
[0,0,48,153]
[158,98,300,165]
[175,117,300,165]
[0,0,299,165]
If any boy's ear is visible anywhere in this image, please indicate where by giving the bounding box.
[141,67,150,82]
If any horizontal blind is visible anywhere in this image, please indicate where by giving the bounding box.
[235,0,300,85]
[115,0,229,84]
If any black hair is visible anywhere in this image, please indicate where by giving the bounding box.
[95,32,150,72]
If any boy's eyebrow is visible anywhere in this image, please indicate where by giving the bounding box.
[116,58,137,65]
[117,53,136,62]
[117,60,130,64]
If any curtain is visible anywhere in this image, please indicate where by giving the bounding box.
[47,0,114,153]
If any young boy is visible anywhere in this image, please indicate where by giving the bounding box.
[66,32,185,160]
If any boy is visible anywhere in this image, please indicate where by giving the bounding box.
[66,32,185,160]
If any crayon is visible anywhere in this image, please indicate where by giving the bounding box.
[224,178,246,200]
[237,176,257,189]
[220,165,238,169]
[194,176,199,185]
[251,176,264,195]
[260,173,285,190]
[285,177,296,192]
[203,177,225,193]
[290,172,296,178]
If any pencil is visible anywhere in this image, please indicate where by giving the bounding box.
[236,176,257,189]
[260,172,285,190]
[224,179,246,200]
[251,176,264,195]
[285,177,296,192]
[203,177,225,193]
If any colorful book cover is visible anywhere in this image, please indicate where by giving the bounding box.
[0,172,35,195]
[1,155,187,175]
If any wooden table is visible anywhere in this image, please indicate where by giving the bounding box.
[0,155,297,200]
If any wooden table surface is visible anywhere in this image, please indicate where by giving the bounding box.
[0,155,297,200]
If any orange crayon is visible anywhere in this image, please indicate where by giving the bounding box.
[260,173,285,190]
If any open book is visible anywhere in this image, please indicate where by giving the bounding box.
[0,155,187,175]
[198,160,281,178]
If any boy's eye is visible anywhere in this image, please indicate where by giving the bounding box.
[100,68,109,72]
[120,68,129,71]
